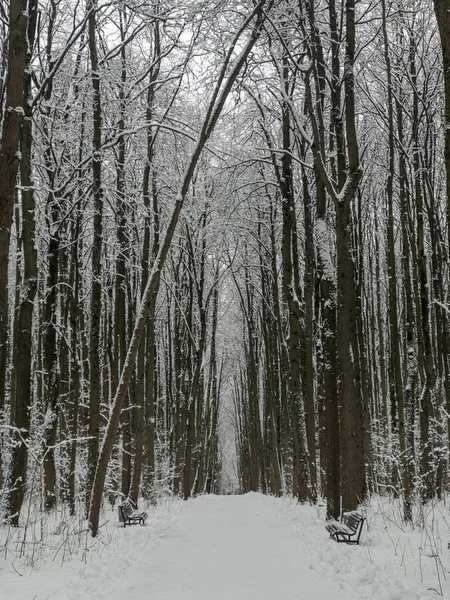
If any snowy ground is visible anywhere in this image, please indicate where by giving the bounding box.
[2,493,450,599]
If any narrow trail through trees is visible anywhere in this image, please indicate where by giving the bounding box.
[109,494,355,600]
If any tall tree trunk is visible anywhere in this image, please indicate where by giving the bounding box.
[68,212,82,515]
[353,190,371,491]
[0,2,30,417]
[204,284,220,493]
[303,0,340,517]
[136,20,161,501]
[381,0,411,519]
[42,206,60,512]
[280,58,310,500]
[86,0,104,512]
[4,0,38,525]
[301,162,317,502]
[40,0,62,514]
[333,0,365,512]
[259,207,282,496]
[114,8,130,500]
[433,0,450,246]
[410,34,436,502]
[184,220,208,499]
[397,93,415,519]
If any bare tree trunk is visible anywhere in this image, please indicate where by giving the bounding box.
[353,190,371,492]
[203,277,221,494]
[279,118,310,500]
[303,0,339,517]
[410,34,436,502]
[86,0,104,512]
[114,8,130,499]
[396,91,415,520]
[42,206,60,511]
[0,1,30,413]
[254,43,310,500]
[39,0,63,514]
[340,0,366,512]
[327,0,365,513]
[4,0,38,525]
[425,121,449,497]
[68,211,82,515]
[67,59,86,512]
[259,206,282,496]
[0,276,6,490]
[241,266,265,492]
[135,20,161,501]
[301,161,317,502]
[183,220,209,499]
[381,0,411,520]
[433,0,450,245]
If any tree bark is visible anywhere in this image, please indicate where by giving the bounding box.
[303,0,340,517]
[86,0,104,511]
[433,0,450,246]
[410,33,436,502]
[0,1,30,413]
[338,0,366,513]
[4,0,39,526]
[0,0,28,279]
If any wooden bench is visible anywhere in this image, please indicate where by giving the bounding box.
[118,498,148,527]
[325,511,364,545]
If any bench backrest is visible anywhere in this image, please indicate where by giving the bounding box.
[120,499,135,517]
[343,511,364,533]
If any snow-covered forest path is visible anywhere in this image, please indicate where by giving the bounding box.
[109,494,353,600]
[4,493,447,599]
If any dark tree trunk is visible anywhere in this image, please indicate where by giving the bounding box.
[86,0,104,513]
[303,0,340,517]
[433,0,450,246]
[114,9,130,500]
[410,35,436,502]
[339,0,366,513]
[381,0,411,519]
[4,0,38,526]
[0,2,31,427]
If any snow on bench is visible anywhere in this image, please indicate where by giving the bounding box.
[325,510,364,545]
[118,498,148,527]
